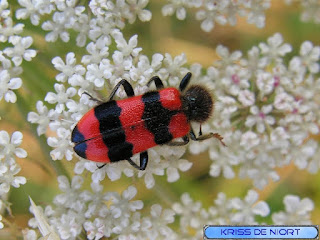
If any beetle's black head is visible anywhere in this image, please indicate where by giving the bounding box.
[181,85,214,123]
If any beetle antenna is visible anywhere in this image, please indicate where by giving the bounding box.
[179,72,192,92]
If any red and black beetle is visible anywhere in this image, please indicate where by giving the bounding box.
[71,72,225,170]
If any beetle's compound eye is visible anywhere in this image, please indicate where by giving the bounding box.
[182,85,214,123]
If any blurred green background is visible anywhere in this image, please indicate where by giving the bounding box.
[1,1,320,237]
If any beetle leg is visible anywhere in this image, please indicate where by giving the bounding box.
[108,79,135,101]
[97,164,106,169]
[166,135,189,146]
[147,76,164,89]
[189,127,226,146]
[82,92,103,104]
[139,151,148,170]
[127,158,140,169]
[126,151,148,170]
[179,72,192,92]
[199,124,203,136]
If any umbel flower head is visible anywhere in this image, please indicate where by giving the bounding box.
[28,175,313,240]
[0,131,27,230]
[189,33,320,189]
[162,0,271,32]
[0,131,27,193]
[0,0,319,239]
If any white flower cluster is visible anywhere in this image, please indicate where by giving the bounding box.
[0,1,30,226]
[189,33,320,189]
[28,180,312,240]
[272,195,314,224]
[173,190,269,239]
[90,0,152,25]
[27,175,176,240]
[0,130,27,229]
[173,190,313,239]
[285,0,320,24]
[16,0,151,47]
[162,0,271,32]
[0,0,37,103]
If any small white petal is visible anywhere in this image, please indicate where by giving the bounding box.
[223,166,235,179]
[15,148,27,158]
[24,49,37,61]
[130,200,143,211]
[12,176,27,187]
[5,91,17,103]
[210,164,221,177]
[167,167,179,182]
[11,131,23,145]
[176,7,186,20]
[162,4,175,16]
[201,19,214,32]
[44,92,57,103]
[139,10,152,21]
[106,166,121,181]
[144,173,155,189]
[8,78,22,89]
[178,159,192,171]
